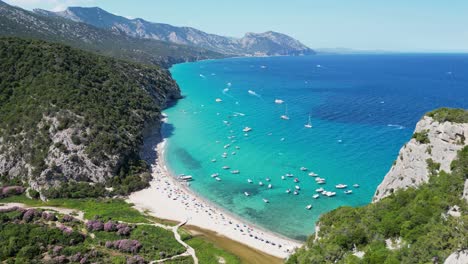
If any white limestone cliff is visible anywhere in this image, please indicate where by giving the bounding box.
[373,115,468,202]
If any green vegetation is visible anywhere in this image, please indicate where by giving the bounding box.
[288,146,468,264]
[178,227,241,263]
[0,207,185,263]
[427,108,468,124]
[0,37,180,196]
[412,130,430,144]
[0,196,149,223]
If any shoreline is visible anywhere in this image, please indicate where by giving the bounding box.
[128,117,303,259]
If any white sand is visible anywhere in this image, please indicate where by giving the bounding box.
[128,138,302,259]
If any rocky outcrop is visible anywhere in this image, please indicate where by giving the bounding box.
[34,6,315,56]
[444,250,468,264]
[373,115,468,201]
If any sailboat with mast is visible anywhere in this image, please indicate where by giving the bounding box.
[304,114,312,128]
[280,104,290,120]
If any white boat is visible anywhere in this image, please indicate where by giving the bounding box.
[300,167,308,171]
[274,99,284,104]
[295,185,300,190]
[308,172,318,177]
[215,98,222,102]
[247,179,253,183]
[285,173,294,177]
[335,184,348,189]
[222,166,230,170]
[265,178,271,182]
[353,184,360,188]
[230,170,240,174]
[231,152,236,155]
[313,194,320,199]
[306,205,312,210]
[315,177,325,182]
[304,114,313,128]
[324,191,336,197]
[263,198,269,203]
[268,184,272,189]
[179,175,193,181]
[280,104,290,120]
[286,189,291,194]
[248,90,257,96]
[259,181,264,186]
[235,146,240,149]
[211,159,217,163]
[315,188,324,193]
[215,177,221,181]
[244,192,250,196]
[242,127,252,132]
[211,173,219,178]
[224,144,230,149]
[281,176,285,180]
[317,180,326,184]
[294,178,300,183]
[344,190,353,194]
[293,190,299,195]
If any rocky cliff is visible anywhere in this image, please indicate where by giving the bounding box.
[34,6,315,56]
[374,110,468,201]
[0,37,181,197]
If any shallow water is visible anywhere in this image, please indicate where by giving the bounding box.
[165,54,468,240]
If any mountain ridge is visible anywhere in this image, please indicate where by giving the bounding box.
[0,0,223,68]
[34,6,315,56]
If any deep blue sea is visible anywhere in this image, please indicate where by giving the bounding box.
[166,54,468,240]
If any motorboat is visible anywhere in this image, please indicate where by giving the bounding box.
[335,184,348,189]
[306,205,312,210]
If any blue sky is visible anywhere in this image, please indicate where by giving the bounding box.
[5,0,468,52]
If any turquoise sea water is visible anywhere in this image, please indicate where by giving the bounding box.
[165,55,468,240]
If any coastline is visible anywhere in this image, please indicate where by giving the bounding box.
[128,116,303,259]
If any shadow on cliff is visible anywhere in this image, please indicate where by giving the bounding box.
[140,120,175,166]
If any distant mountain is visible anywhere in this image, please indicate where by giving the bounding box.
[0,1,223,68]
[35,6,315,56]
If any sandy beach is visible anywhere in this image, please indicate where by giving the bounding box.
[128,123,303,259]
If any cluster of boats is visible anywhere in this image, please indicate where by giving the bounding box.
[205,98,360,211]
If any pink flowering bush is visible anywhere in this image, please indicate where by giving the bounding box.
[105,239,142,253]
[85,220,104,231]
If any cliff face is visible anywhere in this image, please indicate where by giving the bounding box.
[374,115,468,202]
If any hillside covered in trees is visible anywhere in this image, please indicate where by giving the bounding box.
[0,37,181,197]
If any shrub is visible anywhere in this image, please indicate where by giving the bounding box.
[412,130,430,144]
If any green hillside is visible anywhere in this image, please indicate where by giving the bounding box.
[0,37,180,197]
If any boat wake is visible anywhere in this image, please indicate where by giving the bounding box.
[387,124,405,130]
